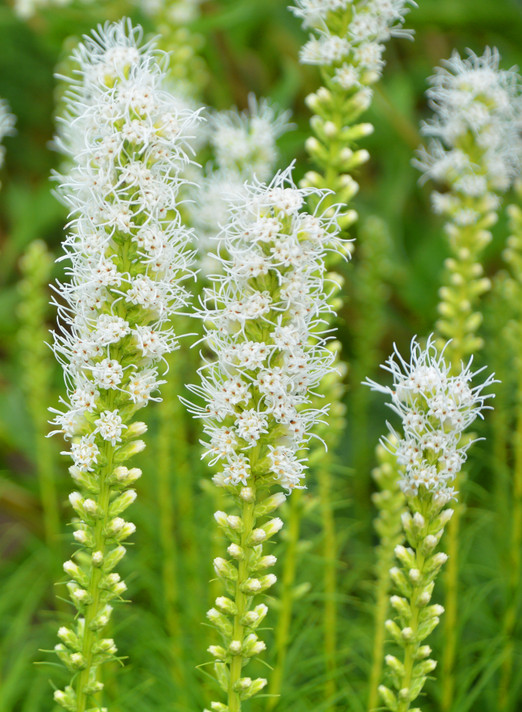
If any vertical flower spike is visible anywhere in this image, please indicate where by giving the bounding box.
[291,0,416,228]
[185,167,345,711]
[290,3,415,693]
[49,19,201,712]
[209,96,292,183]
[498,183,522,710]
[364,337,494,712]
[415,47,522,365]
[414,49,522,709]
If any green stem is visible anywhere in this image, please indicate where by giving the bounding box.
[156,351,186,696]
[228,493,257,712]
[441,489,459,712]
[75,446,114,712]
[368,580,390,712]
[368,451,405,712]
[267,489,302,710]
[498,364,522,709]
[318,454,338,701]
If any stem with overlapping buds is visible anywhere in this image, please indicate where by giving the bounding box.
[368,442,406,712]
[209,489,285,712]
[291,0,416,229]
[414,49,522,709]
[290,6,416,689]
[498,183,522,709]
[365,336,494,712]
[48,20,201,712]
[185,167,344,710]
[18,241,62,562]
[382,504,451,712]
[415,48,522,365]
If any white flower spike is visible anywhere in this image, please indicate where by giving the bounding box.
[365,335,495,502]
[49,19,203,711]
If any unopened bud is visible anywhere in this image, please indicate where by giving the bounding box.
[127,421,147,437]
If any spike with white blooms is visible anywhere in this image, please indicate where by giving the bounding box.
[48,19,202,712]
[184,166,346,711]
[364,336,494,712]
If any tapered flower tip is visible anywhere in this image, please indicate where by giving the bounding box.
[415,47,522,192]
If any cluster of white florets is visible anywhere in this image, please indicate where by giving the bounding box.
[0,98,15,173]
[49,20,201,469]
[186,167,344,492]
[190,95,291,270]
[415,48,522,216]
[365,337,494,502]
[293,0,416,86]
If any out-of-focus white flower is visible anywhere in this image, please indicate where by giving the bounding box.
[209,95,292,182]
[0,98,15,174]
[364,336,495,502]
[191,95,292,270]
[415,48,522,196]
[185,166,346,493]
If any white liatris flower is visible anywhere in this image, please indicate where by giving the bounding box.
[294,0,416,85]
[0,98,15,174]
[186,166,346,712]
[187,166,345,493]
[48,19,202,711]
[415,48,522,200]
[364,335,494,502]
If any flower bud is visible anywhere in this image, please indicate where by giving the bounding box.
[208,645,226,660]
[213,557,237,581]
[109,490,137,516]
[215,596,237,615]
[126,421,147,437]
[227,543,244,560]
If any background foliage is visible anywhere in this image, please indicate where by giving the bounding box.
[1,0,522,710]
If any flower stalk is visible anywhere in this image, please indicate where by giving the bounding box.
[18,240,62,561]
[292,0,416,227]
[498,189,522,709]
[365,336,494,712]
[185,168,345,710]
[414,49,522,710]
[48,20,201,710]
[368,443,405,712]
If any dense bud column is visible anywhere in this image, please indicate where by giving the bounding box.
[367,442,406,711]
[365,337,494,712]
[49,20,202,712]
[292,0,416,226]
[415,48,522,364]
[18,241,61,562]
[289,3,416,694]
[498,185,522,709]
[185,168,345,711]
[414,49,522,709]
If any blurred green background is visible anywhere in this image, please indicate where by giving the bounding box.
[1,1,522,711]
